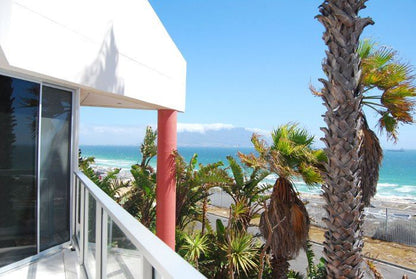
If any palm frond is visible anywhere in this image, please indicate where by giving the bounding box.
[359,40,416,140]
[227,155,244,187]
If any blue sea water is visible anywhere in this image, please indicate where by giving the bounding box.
[79,146,416,201]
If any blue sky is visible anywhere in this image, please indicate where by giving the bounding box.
[80,0,416,149]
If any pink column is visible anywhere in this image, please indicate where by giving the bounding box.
[156,109,177,249]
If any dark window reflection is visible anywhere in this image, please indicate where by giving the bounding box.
[0,75,39,267]
[39,86,72,251]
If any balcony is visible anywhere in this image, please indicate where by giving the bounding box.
[0,171,205,279]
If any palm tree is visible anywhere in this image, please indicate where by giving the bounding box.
[240,124,326,278]
[313,40,416,206]
[357,40,415,206]
[316,1,373,277]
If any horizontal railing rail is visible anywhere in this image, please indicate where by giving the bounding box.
[73,170,205,279]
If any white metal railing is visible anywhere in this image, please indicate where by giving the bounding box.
[73,171,206,279]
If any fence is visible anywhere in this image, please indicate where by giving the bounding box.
[73,171,205,279]
[209,188,416,247]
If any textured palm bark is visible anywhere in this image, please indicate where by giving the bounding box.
[271,256,289,279]
[316,1,373,278]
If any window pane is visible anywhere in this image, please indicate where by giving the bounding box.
[107,217,144,279]
[39,85,72,251]
[0,75,39,267]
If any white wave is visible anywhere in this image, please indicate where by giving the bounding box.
[395,186,416,193]
[375,192,416,202]
[377,182,399,187]
[93,159,136,169]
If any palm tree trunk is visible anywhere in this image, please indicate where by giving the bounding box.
[316,1,373,278]
[201,186,208,235]
[271,255,289,279]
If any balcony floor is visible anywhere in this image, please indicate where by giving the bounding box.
[0,247,83,279]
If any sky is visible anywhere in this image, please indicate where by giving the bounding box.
[80,0,416,149]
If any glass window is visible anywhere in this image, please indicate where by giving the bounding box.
[0,74,39,267]
[39,85,72,251]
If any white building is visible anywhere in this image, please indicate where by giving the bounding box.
[0,1,201,278]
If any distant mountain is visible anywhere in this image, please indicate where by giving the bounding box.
[177,127,269,147]
[79,123,272,147]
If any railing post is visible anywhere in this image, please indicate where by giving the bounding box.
[95,204,102,279]
[142,257,152,279]
[83,188,89,269]
[80,183,85,265]
[71,174,77,246]
[101,211,108,278]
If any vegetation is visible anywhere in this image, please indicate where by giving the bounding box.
[122,127,158,230]
[79,150,128,203]
[357,39,415,205]
[79,125,322,278]
[316,0,374,277]
[174,151,230,232]
[83,121,413,278]
[239,124,326,278]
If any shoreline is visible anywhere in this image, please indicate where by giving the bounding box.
[91,164,416,204]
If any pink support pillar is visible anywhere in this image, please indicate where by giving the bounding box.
[156,109,177,249]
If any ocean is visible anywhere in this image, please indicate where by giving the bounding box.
[79,146,416,201]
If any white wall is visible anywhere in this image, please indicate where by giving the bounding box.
[0,0,186,111]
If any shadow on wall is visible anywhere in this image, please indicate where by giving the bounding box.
[80,25,125,95]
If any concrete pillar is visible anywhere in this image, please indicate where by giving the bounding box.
[156,109,177,249]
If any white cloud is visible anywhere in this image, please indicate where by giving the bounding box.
[244,127,270,137]
[79,123,155,145]
[177,123,235,134]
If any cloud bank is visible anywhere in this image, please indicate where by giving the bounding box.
[80,122,271,146]
[177,123,235,134]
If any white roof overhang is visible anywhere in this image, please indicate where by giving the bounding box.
[0,0,186,111]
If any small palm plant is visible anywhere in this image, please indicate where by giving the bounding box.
[222,155,271,231]
[240,123,326,279]
[180,232,210,269]
[221,231,258,279]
